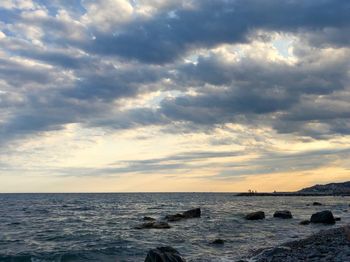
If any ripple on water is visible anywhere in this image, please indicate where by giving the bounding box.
[0,193,349,261]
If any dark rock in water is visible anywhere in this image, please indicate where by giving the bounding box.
[165,213,185,222]
[335,217,341,221]
[145,246,186,262]
[183,208,201,218]
[312,202,323,206]
[299,220,310,225]
[245,211,265,220]
[135,221,171,229]
[273,210,293,219]
[310,210,335,224]
[165,208,201,222]
[143,216,156,221]
[211,239,225,245]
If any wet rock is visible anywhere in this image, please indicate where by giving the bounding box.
[300,220,310,225]
[165,213,185,222]
[143,216,156,221]
[310,210,335,224]
[335,217,341,221]
[165,208,201,222]
[274,210,293,219]
[313,202,323,206]
[145,246,186,262]
[245,211,265,220]
[211,239,225,245]
[183,208,201,218]
[135,221,171,229]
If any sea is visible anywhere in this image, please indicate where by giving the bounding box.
[0,193,349,262]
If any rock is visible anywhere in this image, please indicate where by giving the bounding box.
[143,216,156,221]
[165,213,185,222]
[245,211,265,220]
[211,239,225,245]
[135,221,171,229]
[183,208,201,218]
[313,202,323,206]
[274,210,293,219]
[145,246,186,262]
[300,220,310,225]
[335,217,341,221]
[165,208,201,222]
[310,210,335,224]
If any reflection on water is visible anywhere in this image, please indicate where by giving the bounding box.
[0,193,349,261]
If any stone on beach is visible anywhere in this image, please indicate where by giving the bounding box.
[135,221,171,229]
[165,208,201,222]
[248,226,350,262]
[310,210,335,224]
[145,246,186,262]
[273,210,293,219]
[312,202,323,206]
[245,211,265,220]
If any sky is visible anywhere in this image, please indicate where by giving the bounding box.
[0,0,350,192]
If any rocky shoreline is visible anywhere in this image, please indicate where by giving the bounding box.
[142,207,348,261]
[245,225,350,262]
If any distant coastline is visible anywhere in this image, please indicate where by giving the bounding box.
[236,192,350,196]
[237,180,350,196]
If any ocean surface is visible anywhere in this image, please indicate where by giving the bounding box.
[0,193,349,262]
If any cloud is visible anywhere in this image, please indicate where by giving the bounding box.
[82,0,350,63]
[81,0,134,31]
[0,0,350,187]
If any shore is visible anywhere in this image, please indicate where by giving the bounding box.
[236,192,350,196]
[245,225,350,262]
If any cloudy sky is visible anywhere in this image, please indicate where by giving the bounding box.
[0,0,350,192]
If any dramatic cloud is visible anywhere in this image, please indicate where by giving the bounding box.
[0,0,350,191]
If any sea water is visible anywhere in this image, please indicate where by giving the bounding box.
[0,193,349,261]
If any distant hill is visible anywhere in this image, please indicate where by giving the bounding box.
[298,181,350,194]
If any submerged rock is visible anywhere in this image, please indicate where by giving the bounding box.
[245,211,265,220]
[165,208,201,222]
[310,210,335,224]
[143,216,156,221]
[299,220,310,225]
[335,217,341,221]
[273,210,293,219]
[211,239,225,245]
[135,221,171,229]
[145,246,186,262]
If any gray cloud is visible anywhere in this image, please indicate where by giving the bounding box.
[83,0,350,63]
[0,0,350,148]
